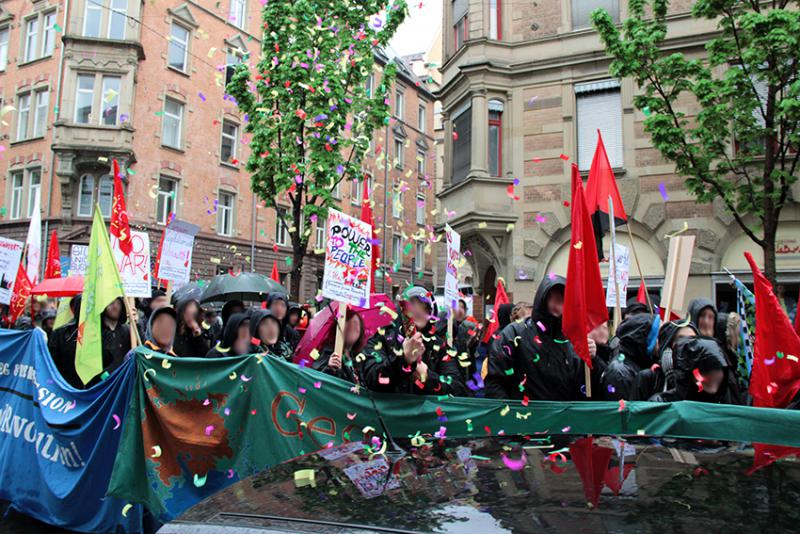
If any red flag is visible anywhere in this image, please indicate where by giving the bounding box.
[585,131,627,261]
[636,280,647,305]
[563,164,609,367]
[44,230,61,279]
[7,263,32,326]
[569,437,614,508]
[482,278,509,343]
[153,228,167,288]
[359,176,379,294]
[270,260,280,283]
[109,159,133,256]
[795,287,800,336]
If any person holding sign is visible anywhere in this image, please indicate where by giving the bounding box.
[312,309,366,385]
[361,286,467,396]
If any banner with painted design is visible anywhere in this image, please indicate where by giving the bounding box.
[0,329,143,532]
[156,220,200,287]
[321,209,372,307]
[112,230,152,298]
[444,224,461,309]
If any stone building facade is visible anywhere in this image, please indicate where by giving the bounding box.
[437,0,800,314]
[0,0,436,302]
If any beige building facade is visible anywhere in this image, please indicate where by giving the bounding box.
[437,0,800,315]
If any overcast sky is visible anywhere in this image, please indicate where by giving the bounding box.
[389,1,443,56]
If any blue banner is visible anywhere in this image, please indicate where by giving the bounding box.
[0,329,144,533]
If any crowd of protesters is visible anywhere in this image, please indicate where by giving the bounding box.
[10,272,798,408]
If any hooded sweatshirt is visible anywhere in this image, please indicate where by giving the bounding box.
[207,312,250,358]
[687,298,717,336]
[172,297,214,357]
[485,275,600,401]
[249,309,293,361]
[601,314,660,401]
[267,292,301,349]
[48,294,83,389]
[144,306,178,356]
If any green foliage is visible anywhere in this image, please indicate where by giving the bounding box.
[592,0,799,279]
[226,0,407,292]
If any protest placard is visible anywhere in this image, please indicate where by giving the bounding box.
[0,237,24,305]
[321,209,372,308]
[156,220,200,286]
[111,231,151,298]
[69,244,89,276]
[606,243,630,308]
[444,225,461,309]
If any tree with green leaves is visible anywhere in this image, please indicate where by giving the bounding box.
[593,0,799,283]
[227,0,407,297]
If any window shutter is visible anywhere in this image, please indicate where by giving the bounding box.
[576,89,623,170]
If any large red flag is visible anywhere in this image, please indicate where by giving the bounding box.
[482,278,509,343]
[563,164,609,367]
[585,130,627,261]
[270,260,280,283]
[109,159,133,256]
[795,287,800,336]
[7,262,32,326]
[569,437,614,508]
[44,230,61,279]
[359,176,379,294]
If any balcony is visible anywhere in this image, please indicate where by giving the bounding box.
[53,121,134,155]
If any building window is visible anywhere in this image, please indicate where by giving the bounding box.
[16,94,31,141]
[220,120,238,164]
[73,74,120,126]
[101,76,120,125]
[416,149,426,176]
[78,174,94,217]
[489,0,501,39]
[394,88,404,119]
[229,0,246,29]
[41,11,56,57]
[156,176,177,224]
[225,47,243,85]
[84,0,103,37]
[77,173,113,217]
[418,104,426,130]
[24,18,38,63]
[416,193,425,225]
[108,0,127,39]
[576,82,623,170]
[217,191,234,236]
[365,73,374,98]
[488,99,503,177]
[0,27,8,71]
[451,105,472,184]
[9,172,23,220]
[15,87,47,141]
[75,74,94,123]
[28,169,41,218]
[414,241,425,271]
[275,207,289,246]
[33,90,49,138]
[332,180,340,199]
[315,217,326,247]
[168,23,189,73]
[23,10,56,63]
[98,174,113,215]
[392,190,403,219]
[572,0,619,30]
[162,98,184,149]
[350,174,372,206]
[394,138,404,168]
[392,235,402,266]
[454,15,468,50]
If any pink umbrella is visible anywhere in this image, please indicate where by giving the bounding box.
[294,294,397,366]
[31,275,84,297]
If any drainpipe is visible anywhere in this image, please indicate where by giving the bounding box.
[42,0,71,277]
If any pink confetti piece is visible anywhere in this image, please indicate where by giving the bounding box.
[347,412,357,420]
[298,387,307,394]
[205,425,215,436]
[536,321,546,332]
[313,381,322,389]
[378,375,390,385]
[501,452,527,471]
[227,469,235,478]
[658,182,669,200]
[202,399,211,406]
[561,426,571,433]
[112,414,121,430]
[559,154,569,161]
[224,407,231,416]
[240,374,252,382]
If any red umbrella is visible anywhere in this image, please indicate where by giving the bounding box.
[31,275,84,297]
[294,294,397,366]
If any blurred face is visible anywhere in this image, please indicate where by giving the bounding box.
[152,314,176,349]
[454,302,467,322]
[698,308,716,337]
[150,295,169,311]
[259,318,280,345]
[344,315,363,349]
[270,300,287,320]
[673,326,697,347]
[700,368,724,395]
[288,310,301,327]
[407,298,430,327]
[233,321,251,355]
[546,289,564,318]
[183,302,199,324]
[104,299,123,321]
[589,322,610,345]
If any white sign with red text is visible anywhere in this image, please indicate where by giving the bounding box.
[111,231,151,298]
[444,224,461,308]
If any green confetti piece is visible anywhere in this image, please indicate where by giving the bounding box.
[417,270,424,279]
[504,368,515,376]
[285,256,293,266]
[403,243,413,255]
[0,207,6,217]
[470,455,491,461]
[155,111,164,117]
[643,106,651,116]
[126,168,136,175]
[53,23,63,32]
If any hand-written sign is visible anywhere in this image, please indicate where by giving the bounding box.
[69,245,89,277]
[0,237,24,305]
[444,224,461,309]
[606,243,630,308]
[321,209,372,307]
[156,220,200,286]
[111,231,151,298]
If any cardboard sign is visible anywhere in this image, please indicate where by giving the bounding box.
[69,244,89,276]
[0,237,24,305]
[321,209,372,307]
[156,220,200,286]
[662,235,696,318]
[444,224,461,309]
[342,458,400,499]
[111,231,151,298]
[606,243,630,308]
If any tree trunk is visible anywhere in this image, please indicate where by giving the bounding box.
[762,212,778,288]
[289,245,304,299]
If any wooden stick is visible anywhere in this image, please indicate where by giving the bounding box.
[608,197,622,335]
[447,311,454,348]
[584,364,592,398]
[165,280,173,305]
[663,238,678,325]
[624,222,654,314]
[123,296,141,347]
[333,301,347,357]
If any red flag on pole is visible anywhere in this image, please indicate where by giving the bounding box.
[270,260,280,283]
[795,287,800,336]
[482,278,509,343]
[636,280,647,305]
[563,163,609,367]
[569,437,614,508]
[109,159,133,256]
[7,263,32,326]
[44,230,61,279]
[359,176,379,293]
[585,131,628,261]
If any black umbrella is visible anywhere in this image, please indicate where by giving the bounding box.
[200,272,288,304]
[171,281,204,305]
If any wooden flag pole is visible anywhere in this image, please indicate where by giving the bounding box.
[333,301,347,357]
[166,280,173,305]
[585,365,592,398]
[447,311,454,348]
[123,296,141,347]
[624,223,654,314]
[608,197,622,336]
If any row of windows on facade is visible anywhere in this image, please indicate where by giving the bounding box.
[365,73,429,133]
[451,0,620,50]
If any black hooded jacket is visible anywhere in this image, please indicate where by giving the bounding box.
[97,297,132,379]
[432,315,478,382]
[172,298,214,357]
[207,312,250,358]
[249,309,293,361]
[485,275,602,401]
[601,314,659,401]
[267,292,301,349]
[48,295,83,389]
[649,336,741,404]
[312,348,362,384]
[687,298,717,335]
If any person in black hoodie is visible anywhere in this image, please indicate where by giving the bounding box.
[648,336,741,404]
[144,306,178,356]
[361,286,467,396]
[48,294,83,389]
[601,313,660,401]
[207,312,251,358]
[99,297,132,373]
[687,298,718,338]
[312,309,365,384]
[136,289,169,341]
[485,275,603,401]
[172,297,214,357]
[249,309,293,360]
[267,292,301,349]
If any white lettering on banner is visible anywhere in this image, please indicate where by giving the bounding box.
[0,404,85,467]
[4,364,76,415]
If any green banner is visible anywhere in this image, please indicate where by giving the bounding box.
[108,347,800,520]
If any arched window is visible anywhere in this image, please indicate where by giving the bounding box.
[488,99,503,177]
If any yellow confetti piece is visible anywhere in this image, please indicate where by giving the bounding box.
[161,359,172,369]
[573,241,583,250]
[97,156,108,163]
[478,222,487,229]
[309,349,320,361]
[294,469,316,488]
[500,405,510,416]
[410,434,426,447]
[151,445,162,458]
[121,504,132,517]
[787,354,798,362]
[214,343,231,353]
[516,412,531,420]
[506,223,515,233]
[362,426,376,434]
[143,368,156,381]
[209,257,221,264]
[207,46,217,58]
[380,306,397,320]
[665,221,690,238]
[229,371,238,380]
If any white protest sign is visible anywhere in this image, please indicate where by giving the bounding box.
[156,220,199,286]
[444,224,461,308]
[69,244,89,276]
[0,237,24,305]
[606,243,630,308]
[321,209,372,307]
[111,231,152,298]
